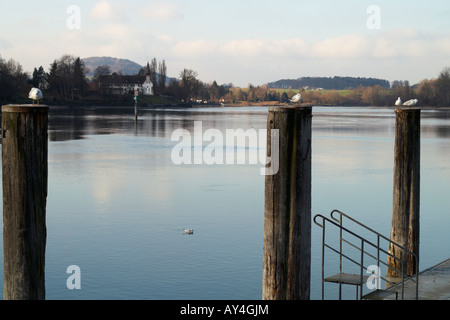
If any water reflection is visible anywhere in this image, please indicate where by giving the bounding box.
[49,106,450,142]
[5,105,450,300]
[48,106,270,141]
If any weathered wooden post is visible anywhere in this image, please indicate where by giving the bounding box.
[2,104,48,300]
[387,108,420,279]
[262,106,312,300]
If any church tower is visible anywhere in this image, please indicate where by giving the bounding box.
[142,62,154,95]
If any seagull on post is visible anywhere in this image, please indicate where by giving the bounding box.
[403,99,418,106]
[28,88,43,105]
[395,97,402,106]
[291,93,303,104]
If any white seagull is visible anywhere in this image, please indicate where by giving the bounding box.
[290,93,303,104]
[184,229,194,234]
[403,99,418,106]
[395,97,402,106]
[28,88,43,105]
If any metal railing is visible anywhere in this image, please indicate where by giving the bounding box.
[313,209,419,300]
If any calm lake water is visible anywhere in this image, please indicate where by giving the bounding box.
[0,105,449,300]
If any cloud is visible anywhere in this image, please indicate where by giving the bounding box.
[0,37,12,49]
[184,28,450,61]
[219,38,308,57]
[157,33,174,43]
[171,39,219,57]
[219,39,268,57]
[162,28,450,86]
[170,38,309,58]
[370,28,447,59]
[310,34,370,58]
[140,2,183,20]
[90,0,127,22]
[169,35,373,60]
[97,23,132,40]
[55,22,147,65]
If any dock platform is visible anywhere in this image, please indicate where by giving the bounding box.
[384,258,450,300]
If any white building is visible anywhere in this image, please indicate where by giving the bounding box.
[98,64,154,96]
[142,71,153,96]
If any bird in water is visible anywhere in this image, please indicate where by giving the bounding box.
[184,229,194,234]
[28,88,43,105]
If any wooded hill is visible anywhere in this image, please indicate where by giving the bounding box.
[268,76,390,90]
[82,57,143,77]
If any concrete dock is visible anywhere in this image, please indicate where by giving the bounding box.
[385,258,450,300]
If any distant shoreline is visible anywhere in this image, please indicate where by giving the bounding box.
[8,100,449,110]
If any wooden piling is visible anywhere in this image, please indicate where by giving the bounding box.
[2,104,48,300]
[262,106,312,300]
[134,100,138,120]
[388,108,420,279]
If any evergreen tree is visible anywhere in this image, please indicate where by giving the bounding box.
[158,59,167,94]
[32,66,48,89]
[73,57,88,99]
[280,92,289,103]
[150,58,157,91]
[48,55,88,102]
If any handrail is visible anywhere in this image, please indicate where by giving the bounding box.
[314,214,405,281]
[314,210,419,300]
[313,214,412,265]
[330,209,420,287]
[330,209,415,258]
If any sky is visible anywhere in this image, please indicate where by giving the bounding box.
[0,0,449,87]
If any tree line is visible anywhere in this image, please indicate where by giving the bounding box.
[0,53,449,107]
[219,68,450,107]
[302,69,450,107]
[268,76,391,90]
[28,54,229,105]
[0,55,28,103]
[156,68,450,107]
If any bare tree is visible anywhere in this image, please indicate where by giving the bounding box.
[416,79,437,106]
[0,56,27,103]
[436,67,450,106]
[94,65,111,78]
[179,68,200,101]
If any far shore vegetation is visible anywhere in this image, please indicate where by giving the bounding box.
[1,54,450,108]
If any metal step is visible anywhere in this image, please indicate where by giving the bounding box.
[324,273,370,286]
[363,289,398,300]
